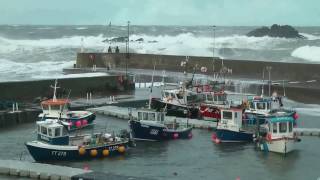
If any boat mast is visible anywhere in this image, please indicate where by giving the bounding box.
[51,79,60,102]
[148,62,156,109]
[212,25,216,76]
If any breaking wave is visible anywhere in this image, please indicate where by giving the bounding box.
[0,58,74,82]
[291,46,320,62]
[299,33,320,40]
[0,33,292,56]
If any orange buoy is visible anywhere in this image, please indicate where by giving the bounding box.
[78,147,86,156]
[118,146,126,153]
[90,149,98,157]
[102,149,110,157]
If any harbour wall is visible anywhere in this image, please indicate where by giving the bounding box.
[76,53,320,83]
[0,109,41,129]
[0,75,135,102]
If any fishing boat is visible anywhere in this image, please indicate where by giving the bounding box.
[256,111,300,154]
[151,88,202,118]
[25,119,131,161]
[129,108,193,141]
[38,80,96,131]
[199,91,228,121]
[212,107,254,143]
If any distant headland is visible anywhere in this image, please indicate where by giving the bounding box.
[247,24,304,38]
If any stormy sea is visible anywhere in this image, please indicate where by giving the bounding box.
[0,25,320,82]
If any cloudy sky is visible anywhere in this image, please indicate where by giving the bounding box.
[1,0,319,26]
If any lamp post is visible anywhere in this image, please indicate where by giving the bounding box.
[212,25,216,73]
[126,21,130,77]
[266,66,272,96]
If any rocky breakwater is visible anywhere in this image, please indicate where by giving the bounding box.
[247,24,304,38]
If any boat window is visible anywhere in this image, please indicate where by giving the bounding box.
[149,113,155,121]
[289,122,293,132]
[42,104,49,110]
[138,112,142,120]
[157,113,160,121]
[55,128,61,137]
[257,102,266,110]
[234,112,238,118]
[143,112,148,120]
[222,111,233,120]
[249,102,254,109]
[217,95,226,102]
[279,122,287,133]
[176,93,183,99]
[48,128,52,137]
[267,102,271,110]
[51,105,60,110]
[207,94,213,101]
[161,113,164,121]
[273,123,277,133]
[37,125,40,132]
[41,126,47,135]
[165,92,170,97]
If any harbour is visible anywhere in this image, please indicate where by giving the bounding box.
[0,8,320,179]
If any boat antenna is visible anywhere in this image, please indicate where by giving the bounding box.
[50,79,60,102]
[148,62,156,109]
[282,80,286,97]
[261,68,265,97]
[212,25,216,75]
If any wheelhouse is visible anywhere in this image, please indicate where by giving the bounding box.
[41,99,70,117]
[266,116,294,138]
[137,109,165,122]
[246,96,280,114]
[36,120,69,145]
[218,108,243,131]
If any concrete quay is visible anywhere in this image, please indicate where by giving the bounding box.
[88,105,217,129]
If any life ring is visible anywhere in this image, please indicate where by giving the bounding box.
[266,133,272,141]
[89,54,95,61]
[118,76,124,84]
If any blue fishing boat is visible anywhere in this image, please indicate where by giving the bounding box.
[129,109,193,141]
[25,119,131,162]
[38,80,96,131]
[212,108,253,143]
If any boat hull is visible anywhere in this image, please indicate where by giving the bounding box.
[25,141,129,162]
[129,120,192,141]
[38,113,96,131]
[151,98,199,119]
[214,129,253,142]
[259,138,295,154]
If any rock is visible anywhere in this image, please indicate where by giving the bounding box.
[135,38,144,42]
[102,36,128,43]
[148,40,158,43]
[247,24,304,38]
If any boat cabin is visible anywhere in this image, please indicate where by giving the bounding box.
[263,116,294,139]
[246,96,280,114]
[36,120,69,145]
[218,108,243,131]
[137,109,165,123]
[203,91,227,105]
[40,99,70,117]
[162,89,203,105]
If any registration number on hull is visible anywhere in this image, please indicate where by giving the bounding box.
[51,151,67,157]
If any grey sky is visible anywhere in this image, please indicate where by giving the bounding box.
[1,0,319,26]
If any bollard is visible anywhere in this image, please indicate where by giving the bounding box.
[86,93,89,104]
[112,96,115,102]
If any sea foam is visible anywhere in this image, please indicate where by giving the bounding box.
[291,46,320,62]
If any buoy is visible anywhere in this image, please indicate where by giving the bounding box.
[75,120,82,128]
[82,119,88,126]
[90,149,98,157]
[188,133,193,139]
[78,147,86,155]
[293,113,299,120]
[118,146,126,153]
[215,138,221,144]
[173,133,179,139]
[102,149,110,157]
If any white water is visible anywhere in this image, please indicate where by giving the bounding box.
[291,46,320,62]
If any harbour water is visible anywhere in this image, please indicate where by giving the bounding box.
[0,88,319,180]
